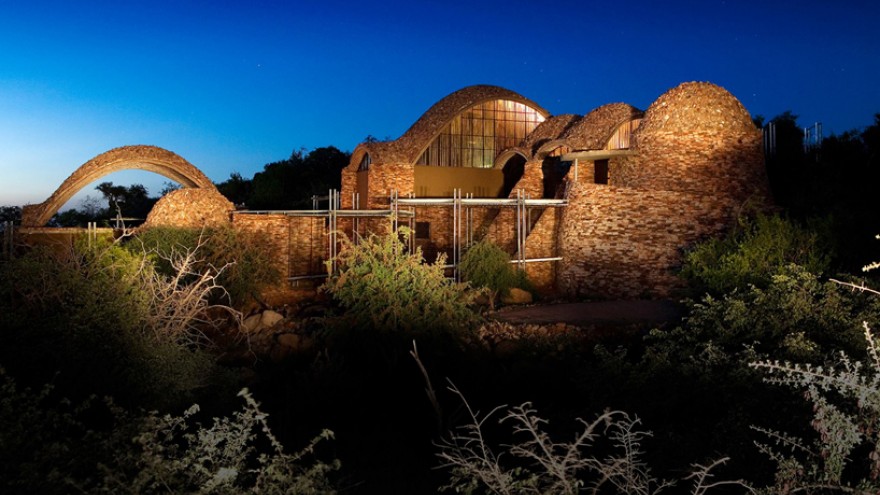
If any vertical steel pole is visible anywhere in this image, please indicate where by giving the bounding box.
[409,192,415,253]
[353,192,359,246]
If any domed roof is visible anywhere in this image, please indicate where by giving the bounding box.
[395,85,550,164]
[636,82,756,138]
[522,114,581,156]
[562,103,643,150]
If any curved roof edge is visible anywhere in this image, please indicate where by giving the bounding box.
[562,103,644,151]
[395,85,550,164]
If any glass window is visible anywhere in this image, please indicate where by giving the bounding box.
[605,119,642,150]
[358,153,372,171]
[417,99,545,168]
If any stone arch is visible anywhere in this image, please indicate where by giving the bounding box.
[497,151,528,198]
[22,145,217,227]
[535,142,574,198]
[535,140,572,160]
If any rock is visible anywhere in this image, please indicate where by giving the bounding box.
[501,288,533,305]
[269,343,292,363]
[243,314,262,333]
[277,332,301,350]
[260,310,284,328]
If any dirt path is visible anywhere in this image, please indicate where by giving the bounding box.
[491,300,685,328]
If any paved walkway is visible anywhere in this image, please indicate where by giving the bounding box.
[492,300,685,327]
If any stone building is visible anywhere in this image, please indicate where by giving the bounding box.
[339,81,771,299]
[16,81,771,302]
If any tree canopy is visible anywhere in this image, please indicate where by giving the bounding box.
[217,146,351,210]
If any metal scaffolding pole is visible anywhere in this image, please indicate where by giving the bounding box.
[352,192,359,246]
[452,188,460,282]
[464,193,469,246]
[328,189,337,274]
[408,192,415,253]
[516,189,526,269]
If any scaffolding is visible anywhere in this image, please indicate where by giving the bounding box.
[235,188,567,283]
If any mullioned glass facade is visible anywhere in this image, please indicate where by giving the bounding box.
[417,100,545,168]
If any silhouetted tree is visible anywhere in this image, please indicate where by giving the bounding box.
[216,172,252,206]
[0,206,21,230]
[864,113,880,169]
[95,182,155,220]
[246,146,350,210]
[761,111,880,272]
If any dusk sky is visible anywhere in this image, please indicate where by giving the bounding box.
[1,0,878,209]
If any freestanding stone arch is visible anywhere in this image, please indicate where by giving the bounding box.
[22,145,217,227]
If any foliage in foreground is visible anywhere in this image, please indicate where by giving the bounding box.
[436,384,748,494]
[93,388,338,495]
[129,225,280,307]
[681,213,833,296]
[0,369,338,494]
[750,324,880,494]
[0,237,236,409]
[645,264,879,373]
[322,226,481,334]
[459,239,530,309]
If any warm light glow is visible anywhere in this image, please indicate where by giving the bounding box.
[418,100,546,168]
[605,118,642,150]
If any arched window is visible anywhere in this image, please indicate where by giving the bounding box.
[358,153,372,171]
[605,118,642,150]
[417,100,545,168]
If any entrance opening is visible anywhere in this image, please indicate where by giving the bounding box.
[541,146,572,198]
[500,154,526,197]
[594,159,609,185]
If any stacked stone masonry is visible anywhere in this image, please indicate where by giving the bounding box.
[340,81,772,300]
[23,81,771,304]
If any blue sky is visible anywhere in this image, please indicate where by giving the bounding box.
[1,0,878,208]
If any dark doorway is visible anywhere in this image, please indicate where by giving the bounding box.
[542,156,573,198]
[500,155,526,197]
[594,159,609,185]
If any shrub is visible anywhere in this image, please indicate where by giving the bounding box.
[0,237,231,410]
[0,370,338,494]
[645,264,878,374]
[0,368,134,494]
[459,239,529,309]
[681,213,833,295]
[436,384,748,494]
[129,225,280,307]
[750,324,880,494]
[321,226,481,335]
[94,389,339,494]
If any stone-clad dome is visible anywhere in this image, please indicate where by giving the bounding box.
[636,82,757,140]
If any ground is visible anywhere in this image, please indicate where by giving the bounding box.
[492,299,685,327]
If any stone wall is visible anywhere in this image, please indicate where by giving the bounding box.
[233,214,291,281]
[362,162,414,208]
[516,161,545,198]
[523,207,562,294]
[558,182,744,299]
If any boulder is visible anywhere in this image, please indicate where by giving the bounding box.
[277,333,301,350]
[260,310,284,328]
[501,288,533,305]
[243,314,263,333]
